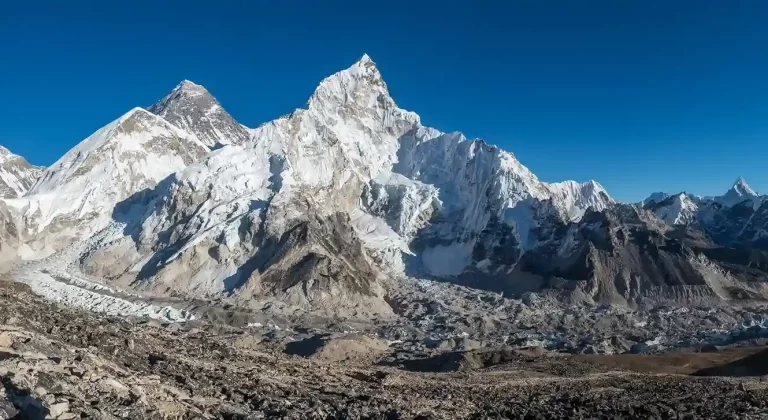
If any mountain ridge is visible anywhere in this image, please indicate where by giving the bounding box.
[1,55,767,319]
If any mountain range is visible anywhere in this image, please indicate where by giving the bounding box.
[2,55,767,317]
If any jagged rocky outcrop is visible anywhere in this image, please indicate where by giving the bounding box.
[0,146,42,198]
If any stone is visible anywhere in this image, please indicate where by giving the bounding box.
[101,378,130,396]
[0,332,12,348]
[0,396,19,419]
[48,401,69,419]
[67,366,86,378]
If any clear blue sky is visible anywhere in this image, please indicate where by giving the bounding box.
[1,1,766,202]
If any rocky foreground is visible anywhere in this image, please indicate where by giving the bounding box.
[2,281,768,419]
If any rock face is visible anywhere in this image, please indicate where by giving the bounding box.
[148,80,251,147]
[0,146,42,198]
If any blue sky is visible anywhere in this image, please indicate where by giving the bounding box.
[1,1,766,202]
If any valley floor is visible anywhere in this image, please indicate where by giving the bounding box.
[3,281,768,419]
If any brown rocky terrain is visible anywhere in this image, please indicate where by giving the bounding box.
[3,281,768,419]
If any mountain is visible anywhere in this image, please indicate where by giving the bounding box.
[0,146,43,198]
[643,192,670,205]
[643,178,768,241]
[2,108,209,258]
[715,177,761,208]
[148,80,251,148]
[644,192,700,225]
[5,55,768,318]
[69,55,614,316]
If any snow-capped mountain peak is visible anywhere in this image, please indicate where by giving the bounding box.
[358,53,374,64]
[148,80,250,147]
[0,145,43,198]
[307,54,406,118]
[176,79,207,96]
[544,179,614,221]
[645,192,699,225]
[30,107,206,195]
[730,176,757,197]
[248,54,421,191]
[715,176,760,208]
[7,107,210,256]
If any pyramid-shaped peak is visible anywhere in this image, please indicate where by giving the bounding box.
[171,79,209,97]
[358,53,374,65]
[349,53,380,74]
[731,176,757,196]
[179,79,205,89]
[148,79,250,148]
[308,53,390,109]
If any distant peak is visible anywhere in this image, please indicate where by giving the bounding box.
[731,176,757,196]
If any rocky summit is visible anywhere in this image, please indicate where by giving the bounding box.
[2,55,768,418]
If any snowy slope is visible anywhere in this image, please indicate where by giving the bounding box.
[0,146,43,198]
[148,80,251,147]
[645,193,699,225]
[3,108,209,257]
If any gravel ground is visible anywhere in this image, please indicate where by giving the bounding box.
[3,280,768,419]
